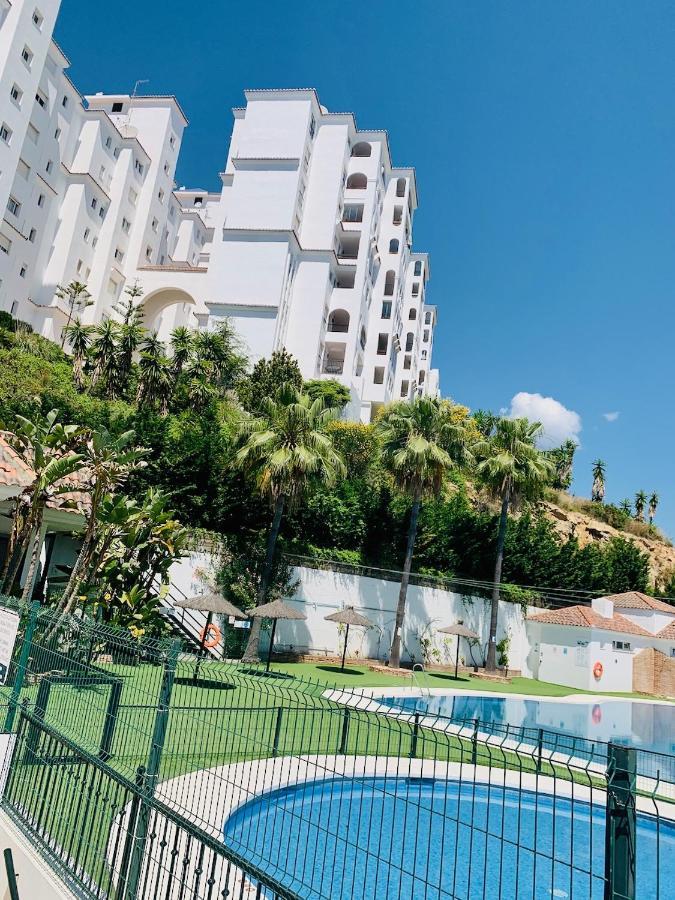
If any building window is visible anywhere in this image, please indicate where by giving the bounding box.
[404,355,411,370]
[613,641,631,651]
[121,217,131,233]
[113,146,119,158]
[384,271,395,296]
[421,349,427,360]
[423,329,429,342]
[107,278,118,296]
[134,159,144,175]
[76,259,83,274]
[158,188,164,203]
[54,127,61,140]
[396,178,407,198]
[105,136,112,149]
[84,227,90,242]
[342,203,363,223]
[0,123,12,144]
[34,91,46,108]
[151,218,158,232]
[393,205,403,226]
[309,114,316,139]
[19,264,27,278]
[21,46,34,68]
[62,95,69,108]
[377,334,388,355]
[414,260,422,276]
[145,245,153,260]
[37,193,45,207]
[91,198,98,210]
[32,9,44,29]
[45,159,53,174]
[17,160,30,180]
[129,188,138,206]
[389,239,399,254]
[425,311,432,324]
[92,237,98,248]
[400,380,410,397]
[10,84,23,106]
[373,366,385,384]
[412,282,420,296]
[27,123,39,144]
[419,370,426,384]
[169,134,176,148]
[405,332,414,352]
[111,102,124,113]
[99,206,106,219]
[28,228,36,243]
[163,162,169,175]
[0,235,11,255]
[114,247,124,262]
[408,308,417,320]
[7,197,21,217]
[381,301,392,319]
[351,142,371,158]
[346,173,367,190]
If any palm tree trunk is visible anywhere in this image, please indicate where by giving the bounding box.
[21,516,46,603]
[389,491,422,669]
[242,494,285,663]
[486,493,509,671]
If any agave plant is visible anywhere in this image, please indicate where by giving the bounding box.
[591,459,606,503]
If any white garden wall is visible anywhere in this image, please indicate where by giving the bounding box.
[269,565,536,676]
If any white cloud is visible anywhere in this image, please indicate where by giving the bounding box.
[603,411,620,422]
[505,392,582,448]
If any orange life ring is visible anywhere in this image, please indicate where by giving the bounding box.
[593,661,603,680]
[200,622,221,649]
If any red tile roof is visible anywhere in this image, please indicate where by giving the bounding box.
[0,433,90,514]
[604,592,675,614]
[656,623,675,641]
[528,605,653,637]
[0,434,34,490]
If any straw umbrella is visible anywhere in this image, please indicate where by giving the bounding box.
[249,599,307,671]
[175,592,247,679]
[324,606,373,671]
[437,623,479,679]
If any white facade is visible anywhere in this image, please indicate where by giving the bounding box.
[0,2,440,422]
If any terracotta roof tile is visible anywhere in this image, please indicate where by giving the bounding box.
[604,591,675,614]
[528,605,653,638]
[0,435,34,489]
[656,623,675,641]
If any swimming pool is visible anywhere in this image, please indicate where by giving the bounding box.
[223,776,674,899]
[376,693,675,756]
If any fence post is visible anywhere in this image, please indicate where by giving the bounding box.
[123,638,180,900]
[4,601,39,734]
[272,707,284,756]
[471,718,479,766]
[536,728,544,774]
[604,743,636,900]
[409,714,420,760]
[339,707,350,754]
[3,848,20,900]
[116,766,147,900]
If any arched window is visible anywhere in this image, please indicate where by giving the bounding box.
[351,142,371,158]
[384,270,395,296]
[414,261,422,276]
[396,178,406,197]
[346,173,367,190]
[408,308,416,320]
[405,332,414,352]
[389,239,399,254]
[328,309,350,333]
[419,369,426,384]
[425,311,432,324]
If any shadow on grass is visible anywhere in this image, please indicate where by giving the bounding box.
[174,677,236,690]
[239,668,295,680]
[427,673,472,684]
[315,665,366,677]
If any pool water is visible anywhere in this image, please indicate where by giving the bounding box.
[377,693,675,756]
[223,776,674,899]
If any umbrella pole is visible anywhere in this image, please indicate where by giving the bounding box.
[195,611,212,683]
[266,618,277,673]
[454,636,460,680]
[341,624,350,672]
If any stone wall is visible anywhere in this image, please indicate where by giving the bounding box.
[633,648,675,698]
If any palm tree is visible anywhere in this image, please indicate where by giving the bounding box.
[56,428,148,617]
[136,333,172,413]
[55,281,92,348]
[619,498,632,516]
[62,319,94,390]
[648,492,659,525]
[89,319,119,396]
[591,459,606,503]
[114,284,145,395]
[235,385,346,662]
[170,327,194,381]
[475,418,554,671]
[635,490,647,523]
[377,397,473,668]
[3,410,85,601]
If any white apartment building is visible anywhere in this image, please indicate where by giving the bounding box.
[0,0,440,422]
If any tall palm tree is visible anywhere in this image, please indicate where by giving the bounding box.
[62,319,94,390]
[235,385,346,662]
[3,410,85,601]
[648,492,659,525]
[591,459,606,503]
[56,428,148,617]
[89,319,119,396]
[475,418,554,670]
[377,397,473,668]
[170,326,194,381]
[55,281,92,348]
[114,284,146,395]
[136,333,172,413]
[619,498,632,516]
[634,490,647,523]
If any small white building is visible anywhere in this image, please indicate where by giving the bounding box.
[528,593,675,693]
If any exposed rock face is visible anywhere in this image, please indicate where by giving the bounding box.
[541,501,675,588]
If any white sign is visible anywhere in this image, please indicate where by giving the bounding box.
[0,609,20,685]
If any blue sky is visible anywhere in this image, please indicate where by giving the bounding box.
[56,0,675,534]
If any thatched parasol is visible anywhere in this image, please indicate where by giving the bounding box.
[437,623,479,678]
[175,592,247,680]
[325,607,373,671]
[250,599,307,671]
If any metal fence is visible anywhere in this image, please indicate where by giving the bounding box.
[0,595,672,899]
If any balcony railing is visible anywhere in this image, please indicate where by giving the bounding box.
[327,323,349,333]
[322,360,345,375]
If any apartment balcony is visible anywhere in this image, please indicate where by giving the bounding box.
[321,340,346,376]
[327,309,350,333]
[322,360,345,375]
